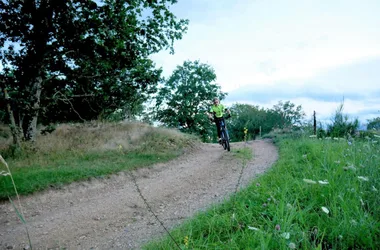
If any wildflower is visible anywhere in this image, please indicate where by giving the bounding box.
[357,176,369,181]
[0,171,10,176]
[289,242,296,249]
[303,178,317,184]
[184,236,189,247]
[247,226,259,231]
[321,206,329,214]
[343,165,356,171]
[318,180,329,185]
[281,232,290,239]
[275,224,281,230]
[360,198,365,206]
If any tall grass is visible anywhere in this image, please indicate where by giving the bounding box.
[144,136,379,249]
[0,121,197,200]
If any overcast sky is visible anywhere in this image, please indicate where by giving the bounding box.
[150,0,380,124]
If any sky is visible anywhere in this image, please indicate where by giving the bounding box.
[150,0,380,125]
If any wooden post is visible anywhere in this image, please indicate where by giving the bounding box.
[259,126,262,138]
[313,111,316,135]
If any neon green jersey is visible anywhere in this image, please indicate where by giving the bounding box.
[210,104,225,118]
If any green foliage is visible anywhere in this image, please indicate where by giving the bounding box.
[228,101,306,141]
[40,124,56,135]
[327,101,359,138]
[145,138,380,250]
[155,60,226,141]
[272,100,306,128]
[367,117,380,131]
[0,0,188,140]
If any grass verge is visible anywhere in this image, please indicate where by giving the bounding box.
[144,137,379,249]
[0,122,197,200]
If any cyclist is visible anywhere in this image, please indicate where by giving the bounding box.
[207,97,231,143]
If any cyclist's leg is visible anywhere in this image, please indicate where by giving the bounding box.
[215,119,222,142]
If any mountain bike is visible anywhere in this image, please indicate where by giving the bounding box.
[214,115,231,151]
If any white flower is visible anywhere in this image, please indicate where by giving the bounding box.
[289,242,296,249]
[318,180,329,185]
[281,232,290,239]
[303,179,317,184]
[358,176,369,181]
[247,226,259,231]
[321,206,329,214]
[0,171,10,176]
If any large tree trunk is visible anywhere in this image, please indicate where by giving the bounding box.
[3,88,21,147]
[23,77,42,142]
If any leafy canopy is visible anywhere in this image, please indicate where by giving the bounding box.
[0,0,188,139]
[155,60,226,140]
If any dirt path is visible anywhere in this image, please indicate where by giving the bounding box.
[0,140,278,250]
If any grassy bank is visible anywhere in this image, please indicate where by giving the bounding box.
[144,136,379,249]
[0,122,197,200]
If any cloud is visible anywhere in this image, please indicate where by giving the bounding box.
[225,57,380,122]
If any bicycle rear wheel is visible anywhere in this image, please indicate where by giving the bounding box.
[221,130,229,151]
[225,137,230,151]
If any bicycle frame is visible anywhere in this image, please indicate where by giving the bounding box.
[215,117,230,141]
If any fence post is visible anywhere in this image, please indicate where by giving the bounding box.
[313,111,316,135]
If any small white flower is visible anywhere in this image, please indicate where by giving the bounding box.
[358,176,369,181]
[360,198,365,206]
[0,171,10,176]
[303,179,317,184]
[289,242,296,249]
[281,232,290,239]
[247,226,259,231]
[318,180,329,185]
[321,206,329,214]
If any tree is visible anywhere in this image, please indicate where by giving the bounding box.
[367,117,380,131]
[327,101,359,137]
[0,0,188,142]
[271,100,305,128]
[155,60,226,141]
